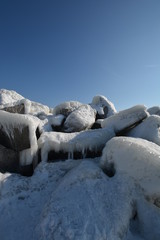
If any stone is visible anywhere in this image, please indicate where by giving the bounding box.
[52,101,82,117]
[1,103,25,114]
[0,144,19,173]
[63,104,96,132]
[101,105,148,134]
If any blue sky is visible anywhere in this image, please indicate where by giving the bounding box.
[0,0,160,110]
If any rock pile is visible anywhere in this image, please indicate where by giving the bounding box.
[0,89,160,177]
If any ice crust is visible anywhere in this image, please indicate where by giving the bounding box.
[101,105,148,133]
[101,137,160,196]
[38,128,115,161]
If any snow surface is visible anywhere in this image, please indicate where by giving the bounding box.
[91,95,117,117]
[49,114,65,127]
[101,137,160,197]
[101,105,148,133]
[0,110,40,166]
[38,128,115,162]
[64,104,96,132]
[1,159,160,240]
[127,115,160,146]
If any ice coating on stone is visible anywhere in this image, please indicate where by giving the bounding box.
[127,115,160,146]
[0,110,40,166]
[101,105,148,133]
[147,106,160,116]
[91,95,117,117]
[49,114,65,126]
[38,128,115,161]
[0,89,24,105]
[0,89,50,115]
[101,137,160,196]
[52,101,82,116]
[64,104,96,132]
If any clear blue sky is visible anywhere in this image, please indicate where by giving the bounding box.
[0,0,160,110]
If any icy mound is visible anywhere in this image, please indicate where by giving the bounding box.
[101,137,160,196]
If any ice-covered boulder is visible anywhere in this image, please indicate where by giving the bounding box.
[0,110,40,174]
[35,161,136,240]
[101,137,160,197]
[101,105,148,134]
[53,101,82,117]
[91,95,117,119]
[147,106,160,116]
[0,89,24,105]
[64,104,96,132]
[0,89,51,115]
[127,115,160,146]
[38,128,115,161]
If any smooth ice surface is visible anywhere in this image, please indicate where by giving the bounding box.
[127,115,160,146]
[101,105,148,133]
[38,128,115,161]
[91,95,117,117]
[64,104,96,132]
[101,137,160,196]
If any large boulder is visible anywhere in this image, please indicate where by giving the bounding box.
[100,137,160,197]
[127,115,160,146]
[0,110,40,174]
[91,95,117,119]
[52,101,82,117]
[101,105,148,134]
[63,104,96,132]
[38,128,115,162]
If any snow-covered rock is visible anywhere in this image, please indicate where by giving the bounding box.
[0,89,51,115]
[101,105,148,134]
[147,106,160,116]
[127,115,160,146]
[35,160,136,240]
[101,137,160,197]
[53,101,82,117]
[91,95,117,119]
[0,89,24,105]
[38,128,115,161]
[64,104,96,132]
[0,110,40,169]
